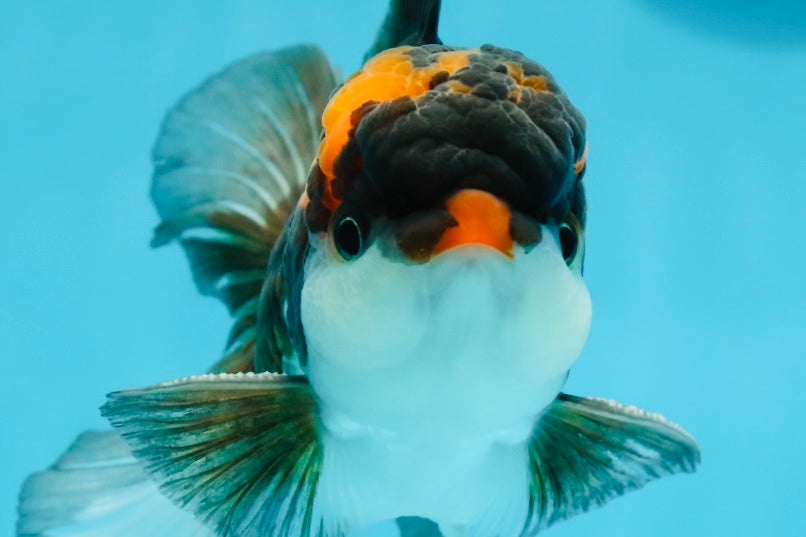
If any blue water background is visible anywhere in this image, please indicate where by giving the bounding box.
[1,0,804,535]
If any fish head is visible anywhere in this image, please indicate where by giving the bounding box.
[297,45,590,429]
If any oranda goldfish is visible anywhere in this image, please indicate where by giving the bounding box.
[17,1,700,536]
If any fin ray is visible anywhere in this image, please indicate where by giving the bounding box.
[525,393,700,532]
[17,431,216,537]
[200,118,292,198]
[102,373,324,537]
[151,45,338,373]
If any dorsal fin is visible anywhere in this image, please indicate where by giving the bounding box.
[364,0,443,61]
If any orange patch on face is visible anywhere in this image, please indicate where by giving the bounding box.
[316,47,475,209]
[433,189,514,258]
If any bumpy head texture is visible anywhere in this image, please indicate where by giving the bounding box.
[304,44,587,242]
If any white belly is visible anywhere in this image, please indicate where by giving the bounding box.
[311,337,566,536]
[314,423,535,537]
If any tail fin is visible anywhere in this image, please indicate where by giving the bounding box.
[365,0,443,61]
[150,45,337,373]
[17,431,215,537]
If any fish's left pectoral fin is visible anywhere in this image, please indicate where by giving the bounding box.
[101,373,324,537]
[524,393,700,532]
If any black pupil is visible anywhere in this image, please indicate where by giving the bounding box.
[335,217,362,259]
[559,224,578,262]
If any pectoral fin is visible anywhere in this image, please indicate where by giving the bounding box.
[524,393,700,532]
[101,373,324,537]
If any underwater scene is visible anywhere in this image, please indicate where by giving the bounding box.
[1,1,804,536]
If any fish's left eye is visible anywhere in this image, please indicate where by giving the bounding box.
[559,222,578,263]
[559,216,584,269]
[333,215,367,261]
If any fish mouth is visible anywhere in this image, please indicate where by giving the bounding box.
[427,243,516,309]
[431,242,513,263]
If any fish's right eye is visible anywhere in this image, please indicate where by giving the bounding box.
[333,215,367,261]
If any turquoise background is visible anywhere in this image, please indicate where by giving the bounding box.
[2,1,804,535]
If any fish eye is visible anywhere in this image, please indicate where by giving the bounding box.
[333,215,366,261]
[559,219,580,266]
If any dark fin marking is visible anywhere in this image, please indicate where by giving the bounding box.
[101,373,323,537]
[151,45,337,373]
[397,517,443,537]
[17,430,215,537]
[524,393,701,532]
[364,0,443,61]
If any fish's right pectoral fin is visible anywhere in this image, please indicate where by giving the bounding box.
[101,372,327,537]
[524,393,701,533]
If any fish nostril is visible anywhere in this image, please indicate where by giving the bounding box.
[509,211,543,253]
[394,209,458,263]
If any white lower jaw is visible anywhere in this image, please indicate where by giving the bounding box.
[302,227,592,439]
